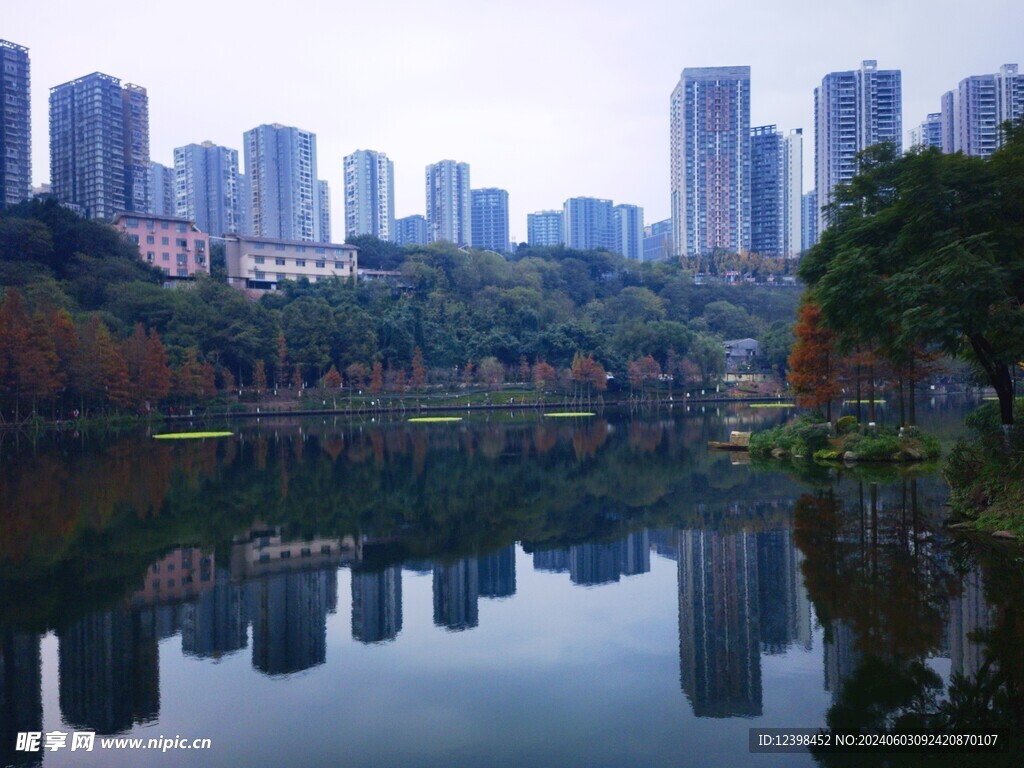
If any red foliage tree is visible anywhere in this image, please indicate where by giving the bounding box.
[788,301,839,421]
[411,347,427,388]
[369,361,384,394]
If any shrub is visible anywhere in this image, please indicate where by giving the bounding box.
[814,449,841,461]
[836,415,858,435]
[854,435,900,461]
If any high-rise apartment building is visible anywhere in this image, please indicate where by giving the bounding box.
[941,64,1023,157]
[910,113,943,149]
[801,191,818,253]
[0,40,31,208]
[643,219,673,262]
[814,60,902,233]
[243,123,320,241]
[121,84,150,213]
[563,196,614,251]
[751,126,803,258]
[343,149,395,240]
[318,180,331,243]
[425,160,471,245]
[612,203,644,260]
[527,210,563,247]
[50,73,150,219]
[670,66,751,257]
[471,187,509,252]
[394,214,428,247]
[148,162,175,217]
[237,173,251,236]
[173,142,241,237]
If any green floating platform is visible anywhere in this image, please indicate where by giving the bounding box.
[153,432,234,440]
[748,403,795,409]
[408,417,463,423]
[543,412,596,418]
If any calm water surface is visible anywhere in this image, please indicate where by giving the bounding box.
[1,397,1021,767]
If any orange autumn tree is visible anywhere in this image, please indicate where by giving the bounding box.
[788,301,839,422]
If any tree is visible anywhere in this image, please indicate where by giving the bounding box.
[532,360,556,393]
[411,346,427,388]
[19,312,62,411]
[141,330,171,405]
[323,365,343,390]
[476,357,504,389]
[788,301,839,421]
[801,127,1024,428]
[253,360,268,397]
[687,333,725,388]
[345,362,366,389]
[274,331,288,389]
[369,361,384,394]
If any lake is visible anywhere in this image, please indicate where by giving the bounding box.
[1,397,1021,767]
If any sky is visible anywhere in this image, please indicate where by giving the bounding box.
[6,0,1023,242]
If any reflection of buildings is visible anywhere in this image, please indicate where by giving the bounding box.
[230,527,357,579]
[1,631,42,768]
[181,566,248,659]
[433,559,479,631]
[570,542,621,586]
[948,567,994,682]
[823,619,860,701]
[478,546,516,599]
[621,531,651,577]
[677,529,762,717]
[250,568,337,676]
[756,528,812,653]
[57,608,160,734]
[133,547,213,605]
[351,567,403,643]
[532,548,569,573]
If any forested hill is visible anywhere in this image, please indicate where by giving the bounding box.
[1,199,799,391]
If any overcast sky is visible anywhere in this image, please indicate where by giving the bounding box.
[7,0,1022,241]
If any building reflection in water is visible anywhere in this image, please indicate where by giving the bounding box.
[57,608,160,734]
[947,566,994,682]
[181,567,248,659]
[351,566,403,643]
[1,630,42,768]
[433,559,479,631]
[532,548,569,573]
[676,528,763,718]
[478,546,516,599]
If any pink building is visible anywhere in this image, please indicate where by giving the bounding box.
[114,213,210,280]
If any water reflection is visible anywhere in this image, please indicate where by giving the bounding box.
[0,403,1021,766]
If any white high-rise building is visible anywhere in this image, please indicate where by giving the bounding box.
[318,179,331,243]
[940,64,1023,157]
[243,123,320,242]
[814,60,902,233]
[425,160,471,246]
[612,204,644,260]
[344,149,395,241]
[781,129,803,259]
[173,141,241,237]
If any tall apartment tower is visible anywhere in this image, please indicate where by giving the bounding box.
[425,160,471,246]
[670,66,751,257]
[751,126,803,258]
[801,190,818,253]
[910,113,943,149]
[50,73,151,219]
[121,84,150,213]
[173,142,241,237]
[148,162,175,217]
[527,210,564,247]
[343,149,395,240]
[814,60,902,233]
[471,187,510,252]
[237,173,252,236]
[0,40,32,208]
[243,123,320,241]
[612,203,644,260]
[941,64,1023,157]
[394,214,428,247]
[318,180,331,243]
[563,196,614,251]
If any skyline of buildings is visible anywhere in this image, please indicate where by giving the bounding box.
[343,149,395,241]
[3,37,1022,261]
[172,141,242,238]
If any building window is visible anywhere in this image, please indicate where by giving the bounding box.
[254,242,265,249]
[176,238,188,248]
[277,273,286,281]
[316,261,325,269]
[162,236,169,245]
[146,219,155,230]
[254,256,265,264]
[177,254,188,265]
[146,252,154,262]
[176,223,187,233]
[177,269,188,278]
[146,235,155,244]
[275,258,285,266]
[161,221,169,229]
[254,270,266,280]
[275,243,285,251]
[162,253,170,261]
[196,240,206,252]
[125,217,139,227]
[129,234,139,244]
[315,247,326,254]
[295,259,306,267]
[296,246,306,253]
